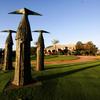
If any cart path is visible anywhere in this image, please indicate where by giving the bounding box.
[31,56,99,65]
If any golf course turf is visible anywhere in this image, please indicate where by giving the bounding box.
[0,56,100,100]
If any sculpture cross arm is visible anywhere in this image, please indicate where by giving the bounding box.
[1,30,16,33]
[0,30,15,45]
[8,8,42,16]
[33,30,50,34]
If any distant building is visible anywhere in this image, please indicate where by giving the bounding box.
[45,44,75,55]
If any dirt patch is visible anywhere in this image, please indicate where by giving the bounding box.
[31,56,99,65]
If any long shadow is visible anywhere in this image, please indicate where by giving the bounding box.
[36,63,100,81]
[45,60,99,70]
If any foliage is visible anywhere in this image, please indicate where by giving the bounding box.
[76,41,83,51]
[51,39,59,54]
[75,41,98,55]
[57,47,68,55]
[84,41,98,55]
[31,47,37,55]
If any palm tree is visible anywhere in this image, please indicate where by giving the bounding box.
[52,39,59,53]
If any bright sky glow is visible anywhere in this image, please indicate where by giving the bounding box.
[0,0,100,49]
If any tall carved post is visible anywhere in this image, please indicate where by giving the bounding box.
[33,30,49,71]
[1,30,16,70]
[9,8,42,86]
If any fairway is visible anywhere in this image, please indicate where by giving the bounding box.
[0,59,100,100]
[31,55,79,61]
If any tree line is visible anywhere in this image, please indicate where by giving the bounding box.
[74,41,98,56]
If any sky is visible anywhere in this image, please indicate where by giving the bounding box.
[0,0,100,49]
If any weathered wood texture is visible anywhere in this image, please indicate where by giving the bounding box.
[36,33,44,71]
[3,33,13,70]
[33,30,49,71]
[12,15,32,86]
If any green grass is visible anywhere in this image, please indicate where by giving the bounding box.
[1,60,100,100]
[0,71,13,93]
[31,55,79,61]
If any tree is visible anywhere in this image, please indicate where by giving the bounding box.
[52,39,59,54]
[75,41,98,55]
[63,47,68,55]
[31,47,37,55]
[76,41,83,50]
[75,41,83,55]
[84,41,98,55]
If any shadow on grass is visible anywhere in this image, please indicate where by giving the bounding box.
[1,78,58,100]
[45,63,89,70]
[45,61,95,70]
[36,63,100,81]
